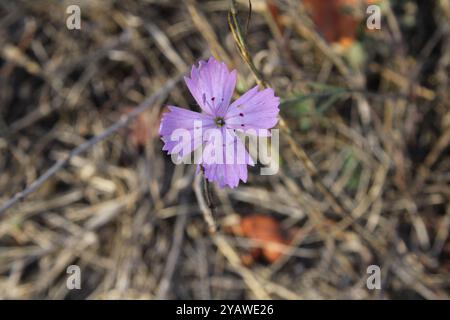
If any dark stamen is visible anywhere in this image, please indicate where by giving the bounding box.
[214,117,225,127]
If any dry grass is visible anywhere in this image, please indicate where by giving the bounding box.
[0,0,449,299]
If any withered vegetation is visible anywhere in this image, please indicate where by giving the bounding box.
[0,0,449,299]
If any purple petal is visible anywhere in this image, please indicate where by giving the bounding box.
[224,86,280,133]
[184,57,237,117]
[203,163,248,188]
[160,105,214,159]
[201,128,253,188]
[159,106,213,135]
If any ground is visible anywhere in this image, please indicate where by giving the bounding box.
[0,0,449,299]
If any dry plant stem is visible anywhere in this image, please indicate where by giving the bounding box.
[0,73,185,216]
[203,176,216,217]
[228,0,267,88]
[186,0,233,66]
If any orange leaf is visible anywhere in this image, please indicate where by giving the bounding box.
[239,215,288,263]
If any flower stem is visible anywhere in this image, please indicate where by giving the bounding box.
[194,166,217,234]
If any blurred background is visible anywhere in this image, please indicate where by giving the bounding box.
[0,0,449,299]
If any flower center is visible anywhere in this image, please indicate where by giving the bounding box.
[214,117,225,127]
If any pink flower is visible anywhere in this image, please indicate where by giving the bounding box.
[159,57,279,188]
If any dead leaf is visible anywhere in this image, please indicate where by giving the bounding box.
[303,0,368,47]
[234,215,288,264]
